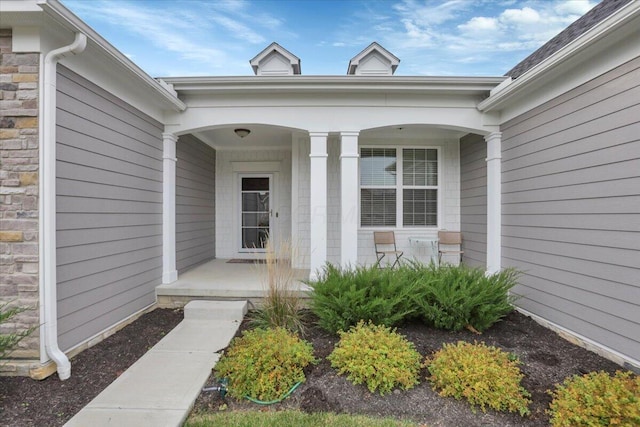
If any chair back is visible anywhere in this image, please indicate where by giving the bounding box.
[438,231,462,245]
[374,231,396,247]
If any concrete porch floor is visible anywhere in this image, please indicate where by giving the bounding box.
[156,259,312,308]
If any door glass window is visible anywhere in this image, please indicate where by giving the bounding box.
[241,177,270,249]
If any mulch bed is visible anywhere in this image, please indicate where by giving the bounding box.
[192,311,623,426]
[0,308,627,427]
[0,308,183,427]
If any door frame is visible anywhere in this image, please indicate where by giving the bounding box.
[236,172,276,255]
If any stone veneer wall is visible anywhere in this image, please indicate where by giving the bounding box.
[0,29,41,374]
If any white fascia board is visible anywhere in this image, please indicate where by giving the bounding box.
[36,0,185,111]
[162,75,506,96]
[478,0,640,113]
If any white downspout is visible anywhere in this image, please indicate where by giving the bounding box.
[41,32,87,380]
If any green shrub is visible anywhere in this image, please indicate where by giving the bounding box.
[426,341,531,416]
[1,302,35,360]
[412,264,518,332]
[308,263,418,333]
[214,328,317,401]
[249,239,305,334]
[328,321,422,395]
[548,370,640,427]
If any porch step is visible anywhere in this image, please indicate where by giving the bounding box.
[184,300,248,322]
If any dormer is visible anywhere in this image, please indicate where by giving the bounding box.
[347,42,400,76]
[250,42,301,76]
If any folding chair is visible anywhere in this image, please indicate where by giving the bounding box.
[374,231,403,268]
[438,231,464,265]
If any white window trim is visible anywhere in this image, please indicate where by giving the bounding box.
[358,145,442,230]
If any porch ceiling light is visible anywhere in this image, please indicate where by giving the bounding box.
[234,128,251,138]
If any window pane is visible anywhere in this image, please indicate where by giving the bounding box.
[427,160,438,186]
[403,189,437,226]
[242,193,269,212]
[361,189,396,227]
[360,148,396,186]
[242,213,258,227]
[242,177,269,191]
[242,193,258,211]
[403,149,437,186]
[242,228,258,248]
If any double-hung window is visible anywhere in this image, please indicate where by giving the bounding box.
[360,147,438,228]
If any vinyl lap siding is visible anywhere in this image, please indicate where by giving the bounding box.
[176,135,215,273]
[56,66,164,352]
[460,134,487,268]
[501,56,640,363]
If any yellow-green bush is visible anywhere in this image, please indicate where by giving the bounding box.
[548,370,640,427]
[214,328,316,401]
[426,341,531,416]
[328,321,422,395]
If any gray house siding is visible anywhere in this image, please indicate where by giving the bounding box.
[176,135,215,273]
[56,65,164,352]
[460,133,487,268]
[501,56,640,363]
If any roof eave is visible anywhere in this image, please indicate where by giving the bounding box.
[37,0,186,111]
[161,75,507,96]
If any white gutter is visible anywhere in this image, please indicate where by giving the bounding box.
[162,75,506,96]
[40,32,87,380]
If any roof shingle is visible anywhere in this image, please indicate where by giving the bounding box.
[505,0,633,79]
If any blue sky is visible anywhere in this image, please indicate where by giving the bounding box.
[63,0,599,77]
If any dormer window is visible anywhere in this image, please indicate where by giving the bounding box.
[250,42,301,76]
[347,42,400,76]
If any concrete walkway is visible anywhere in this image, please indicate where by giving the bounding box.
[65,300,247,427]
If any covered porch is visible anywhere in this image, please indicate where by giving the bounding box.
[157,74,506,301]
[156,259,311,307]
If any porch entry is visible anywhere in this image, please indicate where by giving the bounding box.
[239,174,272,252]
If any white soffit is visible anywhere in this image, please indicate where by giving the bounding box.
[348,42,400,76]
[250,42,301,75]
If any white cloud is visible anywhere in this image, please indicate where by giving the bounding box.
[394,0,472,25]
[208,14,265,44]
[500,7,541,24]
[554,0,595,15]
[458,16,499,32]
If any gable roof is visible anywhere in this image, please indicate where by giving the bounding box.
[250,42,301,75]
[347,42,400,75]
[506,0,633,79]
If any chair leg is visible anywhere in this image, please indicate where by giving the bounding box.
[375,253,386,269]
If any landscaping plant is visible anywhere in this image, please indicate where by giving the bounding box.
[214,327,316,402]
[0,301,35,360]
[249,239,306,334]
[426,341,531,416]
[308,263,418,333]
[547,370,640,426]
[412,263,519,332]
[328,321,422,395]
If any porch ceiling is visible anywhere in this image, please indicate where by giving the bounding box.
[190,124,468,150]
[192,125,295,150]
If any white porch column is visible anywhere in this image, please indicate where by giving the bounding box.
[309,132,329,280]
[340,131,359,268]
[485,132,502,274]
[162,132,178,284]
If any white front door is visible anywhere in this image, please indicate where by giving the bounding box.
[239,174,272,252]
